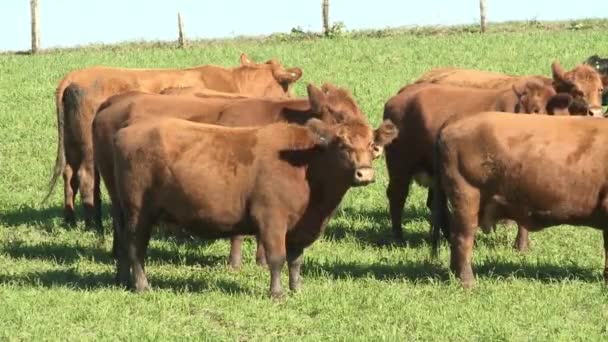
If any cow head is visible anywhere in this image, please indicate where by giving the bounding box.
[306,118,398,186]
[306,83,367,124]
[551,61,604,117]
[236,53,303,98]
[512,79,557,114]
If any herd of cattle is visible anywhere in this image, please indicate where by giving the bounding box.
[40,53,608,297]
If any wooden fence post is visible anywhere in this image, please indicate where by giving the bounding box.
[30,0,40,53]
[322,0,329,36]
[177,12,185,48]
[479,0,487,33]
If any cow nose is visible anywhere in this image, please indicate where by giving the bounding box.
[353,167,375,186]
[372,145,383,159]
[589,106,604,117]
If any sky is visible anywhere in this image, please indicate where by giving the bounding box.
[1,0,607,52]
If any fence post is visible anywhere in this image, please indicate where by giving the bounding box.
[30,0,40,53]
[177,12,185,48]
[322,0,329,36]
[479,0,487,33]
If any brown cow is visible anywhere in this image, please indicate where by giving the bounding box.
[93,83,375,268]
[44,53,303,229]
[111,117,398,297]
[383,79,572,248]
[431,112,608,288]
[414,61,605,117]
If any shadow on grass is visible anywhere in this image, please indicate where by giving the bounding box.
[3,240,227,268]
[474,259,601,283]
[0,204,65,228]
[301,255,601,284]
[0,268,250,294]
[303,258,449,283]
[325,205,431,248]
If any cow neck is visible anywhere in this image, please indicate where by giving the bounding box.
[196,65,239,93]
[494,87,518,112]
[306,156,352,218]
[280,99,314,124]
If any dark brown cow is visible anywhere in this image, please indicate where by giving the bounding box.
[414,61,605,117]
[112,117,398,297]
[383,79,572,248]
[432,112,608,288]
[93,83,375,268]
[44,53,303,229]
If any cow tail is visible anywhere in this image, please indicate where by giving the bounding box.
[42,79,71,204]
[431,133,450,259]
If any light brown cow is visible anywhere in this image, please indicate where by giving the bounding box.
[432,112,608,288]
[44,53,303,229]
[383,79,573,249]
[93,83,374,268]
[112,117,398,297]
[414,61,605,116]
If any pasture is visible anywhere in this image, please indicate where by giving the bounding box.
[2,23,608,340]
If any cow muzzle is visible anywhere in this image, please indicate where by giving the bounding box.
[589,106,605,117]
[353,167,375,186]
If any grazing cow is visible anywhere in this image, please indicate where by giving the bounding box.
[111,117,398,297]
[93,83,375,267]
[431,112,608,288]
[414,61,605,116]
[383,79,573,248]
[44,53,303,229]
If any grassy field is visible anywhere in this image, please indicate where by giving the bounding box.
[2,21,608,340]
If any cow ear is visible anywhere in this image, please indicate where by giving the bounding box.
[305,118,335,148]
[240,53,253,66]
[511,82,526,99]
[275,67,303,85]
[307,83,328,114]
[546,93,572,115]
[551,60,577,92]
[374,119,399,147]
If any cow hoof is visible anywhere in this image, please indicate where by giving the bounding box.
[513,243,529,252]
[270,290,285,300]
[228,258,243,270]
[461,279,476,289]
[133,281,151,293]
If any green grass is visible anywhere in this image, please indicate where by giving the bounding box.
[2,21,608,340]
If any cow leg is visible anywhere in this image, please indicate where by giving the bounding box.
[114,208,130,287]
[255,236,267,266]
[257,214,287,298]
[78,159,96,230]
[448,189,480,289]
[63,163,78,226]
[385,144,414,242]
[604,228,608,284]
[228,236,244,269]
[386,170,413,243]
[287,247,304,292]
[126,212,152,292]
[426,189,434,211]
[513,224,530,252]
[93,169,103,235]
